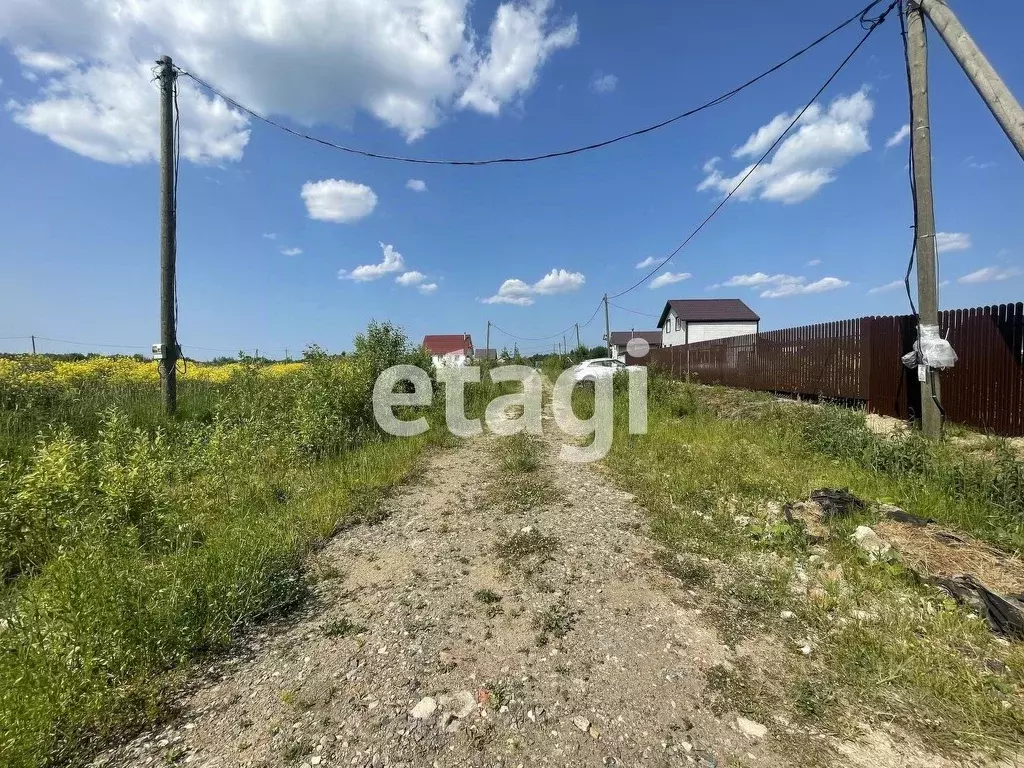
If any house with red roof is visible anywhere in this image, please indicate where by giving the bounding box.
[422,334,474,368]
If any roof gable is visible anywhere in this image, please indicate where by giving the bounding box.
[657,299,760,329]
[422,334,473,355]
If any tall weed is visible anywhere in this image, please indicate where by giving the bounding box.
[0,321,441,768]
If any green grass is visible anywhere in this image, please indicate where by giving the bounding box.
[499,432,542,474]
[494,528,559,578]
[0,379,222,465]
[599,377,1024,757]
[0,322,447,768]
[485,433,560,514]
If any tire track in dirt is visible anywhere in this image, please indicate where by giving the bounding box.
[94,384,960,768]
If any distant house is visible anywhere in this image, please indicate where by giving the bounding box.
[608,330,663,361]
[422,334,474,367]
[657,299,760,348]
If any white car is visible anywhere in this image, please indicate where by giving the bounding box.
[571,357,633,384]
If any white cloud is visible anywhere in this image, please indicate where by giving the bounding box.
[533,268,585,294]
[1,0,576,159]
[262,233,277,240]
[281,247,303,256]
[722,272,775,287]
[718,271,849,298]
[339,242,405,281]
[419,282,438,295]
[396,270,426,286]
[935,232,971,253]
[458,0,578,116]
[13,47,76,73]
[868,279,903,294]
[698,88,873,204]
[965,156,996,170]
[482,267,585,305]
[731,106,818,159]
[406,179,428,192]
[635,256,658,269]
[957,266,1022,285]
[302,179,377,223]
[650,271,692,289]
[761,276,848,298]
[590,72,617,94]
[483,279,534,305]
[8,62,250,165]
[805,258,822,267]
[884,124,910,148]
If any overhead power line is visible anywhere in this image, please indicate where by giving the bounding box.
[490,297,604,343]
[609,303,660,319]
[33,336,150,350]
[178,0,887,168]
[610,0,899,299]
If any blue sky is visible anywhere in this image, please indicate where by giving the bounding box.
[0,0,1021,358]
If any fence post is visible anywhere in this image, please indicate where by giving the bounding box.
[860,316,873,411]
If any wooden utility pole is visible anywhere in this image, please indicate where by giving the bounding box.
[30,335,36,355]
[575,322,581,352]
[919,0,1024,161]
[158,55,178,415]
[906,1,942,439]
[603,294,611,358]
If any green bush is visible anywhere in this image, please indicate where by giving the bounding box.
[0,321,442,768]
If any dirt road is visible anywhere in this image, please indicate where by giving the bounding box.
[94,398,964,768]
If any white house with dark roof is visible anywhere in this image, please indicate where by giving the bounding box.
[656,299,760,348]
[608,330,662,361]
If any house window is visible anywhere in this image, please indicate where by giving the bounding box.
[675,317,683,331]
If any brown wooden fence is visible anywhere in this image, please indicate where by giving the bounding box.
[629,303,1024,436]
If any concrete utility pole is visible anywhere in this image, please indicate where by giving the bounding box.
[485,320,491,358]
[603,294,611,358]
[158,55,178,415]
[31,335,36,355]
[906,1,942,439]
[919,0,1024,161]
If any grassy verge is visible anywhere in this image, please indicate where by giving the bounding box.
[601,377,1024,758]
[0,322,447,768]
[0,434,436,768]
[0,379,222,465]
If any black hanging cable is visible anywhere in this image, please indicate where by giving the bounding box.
[610,302,660,318]
[32,336,150,350]
[898,0,919,316]
[610,0,899,300]
[172,72,187,377]
[176,0,885,168]
[578,299,604,329]
[489,322,572,343]
[489,297,604,343]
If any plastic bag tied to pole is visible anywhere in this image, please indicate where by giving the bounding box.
[919,325,957,369]
[902,324,958,370]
